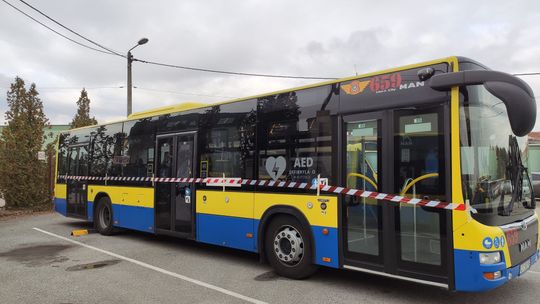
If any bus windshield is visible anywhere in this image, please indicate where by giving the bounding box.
[460,85,535,226]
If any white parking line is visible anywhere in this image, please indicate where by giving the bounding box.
[33,227,267,304]
[529,270,540,275]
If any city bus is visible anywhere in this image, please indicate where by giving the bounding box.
[54,56,539,291]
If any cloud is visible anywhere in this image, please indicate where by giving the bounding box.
[0,0,539,129]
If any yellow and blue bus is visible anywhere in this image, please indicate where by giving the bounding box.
[54,56,539,291]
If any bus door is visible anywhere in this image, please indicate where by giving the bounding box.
[155,132,197,237]
[342,107,449,285]
[393,108,448,283]
[66,144,89,219]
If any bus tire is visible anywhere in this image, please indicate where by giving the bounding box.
[95,197,116,235]
[264,215,318,279]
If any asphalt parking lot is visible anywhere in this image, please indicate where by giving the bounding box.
[1,212,539,304]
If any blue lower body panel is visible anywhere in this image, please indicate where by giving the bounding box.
[111,204,154,233]
[87,201,94,221]
[196,213,257,252]
[54,198,67,216]
[454,249,539,291]
[312,226,339,268]
[195,214,339,267]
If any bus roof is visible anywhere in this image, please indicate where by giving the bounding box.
[69,56,459,132]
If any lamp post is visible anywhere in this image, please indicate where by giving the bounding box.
[127,37,149,116]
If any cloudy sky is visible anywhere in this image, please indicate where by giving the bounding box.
[1,0,540,129]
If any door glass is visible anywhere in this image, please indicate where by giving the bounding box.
[345,119,381,257]
[67,147,79,215]
[176,137,193,178]
[78,146,89,176]
[395,111,445,266]
[76,146,88,215]
[156,137,173,230]
[175,136,194,232]
[68,148,78,176]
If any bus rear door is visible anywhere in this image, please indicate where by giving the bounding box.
[66,144,89,219]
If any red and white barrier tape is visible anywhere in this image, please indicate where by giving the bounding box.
[57,175,466,211]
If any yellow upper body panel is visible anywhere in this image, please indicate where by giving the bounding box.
[196,190,254,219]
[253,193,338,228]
[87,185,154,208]
[195,190,338,228]
[55,183,67,199]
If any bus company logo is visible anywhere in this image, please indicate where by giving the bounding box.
[519,239,532,252]
[341,72,425,95]
[265,156,286,181]
[341,80,370,95]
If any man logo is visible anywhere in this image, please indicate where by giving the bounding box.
[519,239,532,252]
[265,156,286,181]
[341,80,370,95]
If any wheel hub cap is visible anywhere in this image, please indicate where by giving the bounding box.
[273,226,304,265]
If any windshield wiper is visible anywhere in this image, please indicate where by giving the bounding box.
[500,135,536,215]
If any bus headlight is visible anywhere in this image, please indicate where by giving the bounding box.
[479,252,502,264]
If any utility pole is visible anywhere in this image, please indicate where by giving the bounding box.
[127,51,133,116]
[126,38,149,116]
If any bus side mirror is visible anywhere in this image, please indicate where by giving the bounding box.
[429,70,536,136]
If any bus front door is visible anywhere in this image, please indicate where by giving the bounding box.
[66,145,89,219]
[342,107,450,286]
[155,132,197,237]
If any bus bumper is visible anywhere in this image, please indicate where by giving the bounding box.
[454,249,539,292]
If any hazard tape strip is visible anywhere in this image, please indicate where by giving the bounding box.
[57,175,465,211]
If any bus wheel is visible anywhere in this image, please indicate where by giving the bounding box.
[95,197,116,235]
[264,215,318,279]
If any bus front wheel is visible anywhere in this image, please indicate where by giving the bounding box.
[95,197,116,235]
[264,215,318,279]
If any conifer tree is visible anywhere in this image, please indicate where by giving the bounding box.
[70,88,97,128]
[0,77,49,209]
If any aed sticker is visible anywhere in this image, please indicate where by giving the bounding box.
[500,236,505,247]
[493,236,500,249]
[482,237,493,249]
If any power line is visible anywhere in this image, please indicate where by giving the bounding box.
[5,1,540,81]
[4,0,336,80]
[134,59,339,80]
[133,87,236,99]
[134,59,540,80]
[15,0,124,57]
[1,0,116,56]
[39,86,123,90]
[16,85,235,99]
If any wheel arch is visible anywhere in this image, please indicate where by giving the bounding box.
[257,205,315,264]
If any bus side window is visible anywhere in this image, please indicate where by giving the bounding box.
[199,101,257,179]
[257,86,336,184]
[123,118,156,178]
[57,133,69,177]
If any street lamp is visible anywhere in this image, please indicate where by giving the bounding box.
[127,38,149,116]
